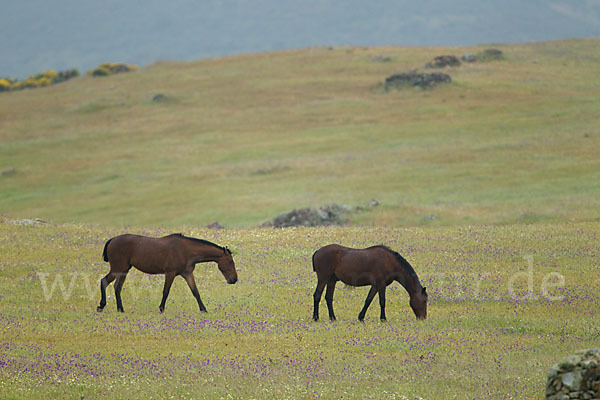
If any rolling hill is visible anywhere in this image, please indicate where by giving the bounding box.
[1,39,599,228]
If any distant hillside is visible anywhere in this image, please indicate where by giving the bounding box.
[2,0,600,78]
[1,39,599,228]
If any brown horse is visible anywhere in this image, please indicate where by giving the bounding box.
[97,233,237,313]
[312,244,428,321]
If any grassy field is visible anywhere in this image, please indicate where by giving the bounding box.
[1,39,599,399]
[1,39,600,227]
[0,220,598,399]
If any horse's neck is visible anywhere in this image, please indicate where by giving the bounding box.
[191,244,223,263]
[395,264,421,297]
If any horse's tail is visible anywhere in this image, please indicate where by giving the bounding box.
[102,238,113,262]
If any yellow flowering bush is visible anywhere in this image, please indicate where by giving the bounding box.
[88,62,139,77]
[0,69,79,92]
[0,78,13,92]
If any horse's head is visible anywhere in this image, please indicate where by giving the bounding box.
[410,287,428,320]
[217,247,238,284]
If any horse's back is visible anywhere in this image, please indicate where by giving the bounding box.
[106,234,167,260]
[313,244,383,265]
[105,234,143,260]
[105,234,176,273]
[339,246,395,271]
[313,244,395,286]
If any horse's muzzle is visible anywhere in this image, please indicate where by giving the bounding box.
[227,277,238,284]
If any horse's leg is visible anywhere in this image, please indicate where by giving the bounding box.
[97,272,116,312]
[113,269,130,313]
[358,285,378,321]
[378,286,387,321]
[159,271,177,313]
[325,279,337,321]
[312,279,327,321]
[182,272,207,312]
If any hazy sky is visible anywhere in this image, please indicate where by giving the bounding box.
[2,0,600,78]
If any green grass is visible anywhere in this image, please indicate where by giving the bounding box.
[0,220,598,399]
[1,39,600,227]
[1,39,599,399]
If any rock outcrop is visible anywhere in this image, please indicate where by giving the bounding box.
[545,349,600,400]
[384,71,451,90]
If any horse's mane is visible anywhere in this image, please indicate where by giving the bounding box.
[169,233,228,252]
[373,245,422,287]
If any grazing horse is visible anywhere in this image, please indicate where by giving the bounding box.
[97,233,237,313]
[312,244,428,321]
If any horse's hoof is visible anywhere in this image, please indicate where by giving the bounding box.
[159,308,164,314]
[96,307,103,312]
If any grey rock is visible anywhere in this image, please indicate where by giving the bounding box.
[545,349,600,400]
[562,371,582,390]
[152,93,169,103]
[559,356,582,372]
[461,53,476,62]
[12,218,48,226]
[1,167,16,176]
[207,221,224,230]
[585,349,599,357]
[426,55,461,68]
[384,71,451,90]
[262,200,380,228]
[548,366,561,379]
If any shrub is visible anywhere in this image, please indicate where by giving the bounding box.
[479,48,504,61]
[91,65,111,77]
[461,49,505,63]
[0,78,13,92]
[55,69,79,83]
[0,69,80,93]
[88,62,138,77]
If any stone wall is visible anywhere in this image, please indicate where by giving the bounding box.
[545,349,600,400]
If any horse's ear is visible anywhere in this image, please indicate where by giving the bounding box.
[422,287,427,295]
[224,246,232,255]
